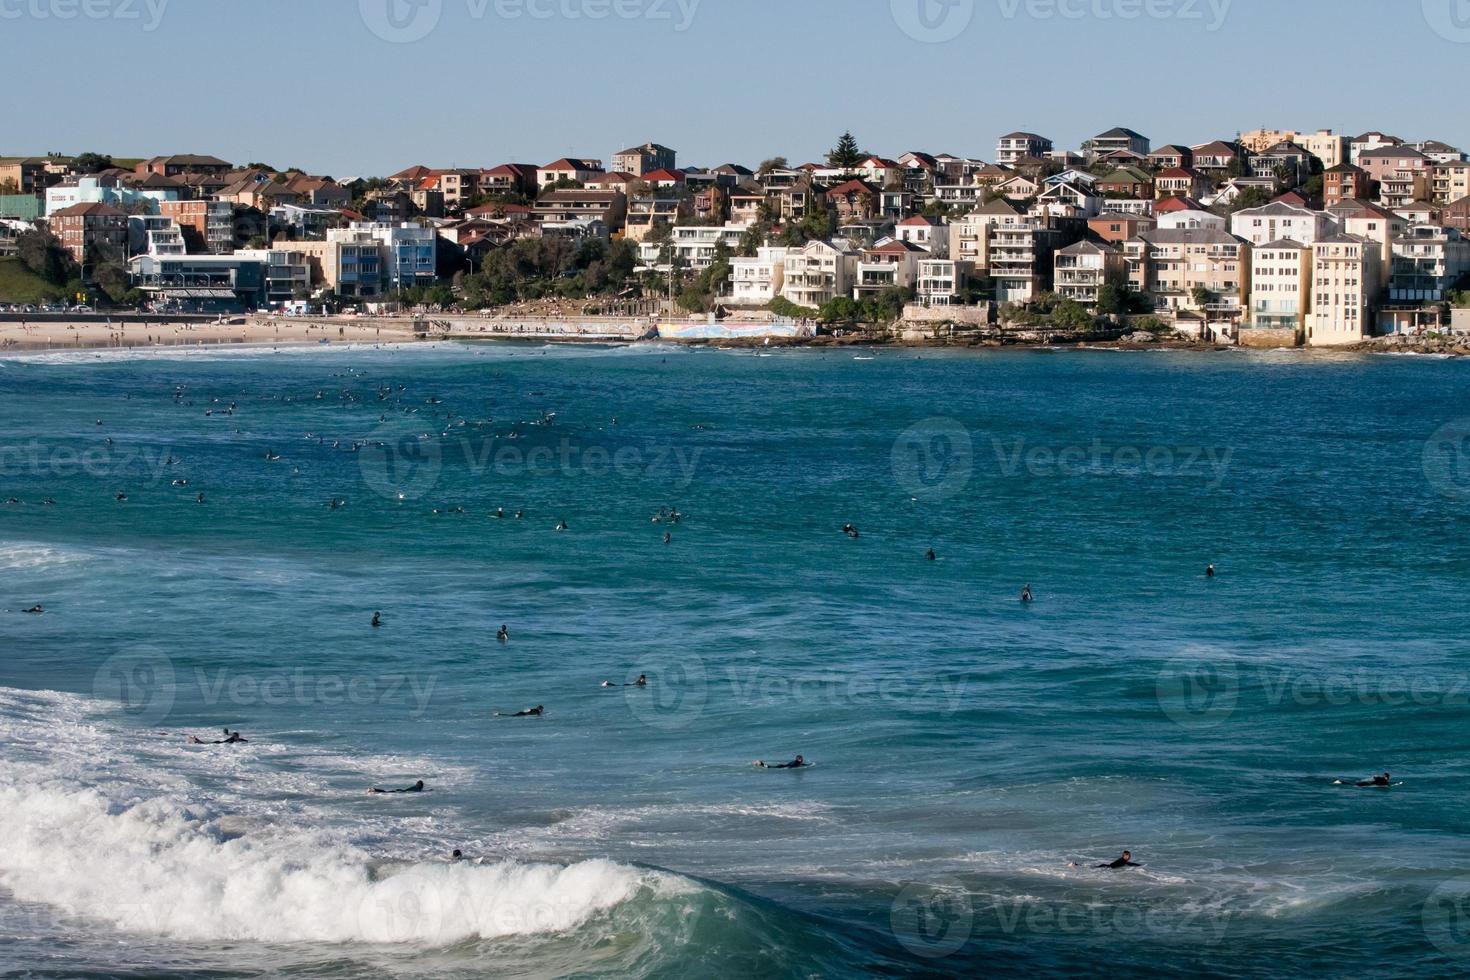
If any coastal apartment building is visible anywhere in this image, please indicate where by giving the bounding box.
[0,158,51,195]
[48,202,127,267]
[996,132,1052,167]
[1247,239,1312,331]
[1430,162,1470,206]
[135,154,232,178]
[1308,234,1382,346]
[781,239,859,308]
[327,222,435,293]
[127,252,269,312]
[1389,224,1470,302]
[1088,128,1150,159]
[1324,164,1370,207]
[637,224,746,273]
[531,189,627,233]
[915,258,969,307]
[537,158,605,189]
[235,248,313,306]
[948,198,1026,273]
[159,199,236,254]
[1054,240,1125,307]
[1230,202,1337,247]
[990,218,1083,302]
[612,143,676,177]
[127,215,186,256]
[268,239,383,297]
[1240,129,1348,169]
[1123,228,1249,314]
[853,239,926,300]
[730,246,787,305]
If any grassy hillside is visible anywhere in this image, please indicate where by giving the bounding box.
[0,257,65,304]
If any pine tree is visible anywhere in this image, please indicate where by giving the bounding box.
[829,132,863,169]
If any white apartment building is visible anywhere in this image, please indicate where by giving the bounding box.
[854,239,926,299]
[1053,240,1125,307]
[637,224,747,272]
[895,215,947,256]
[996,132,1052,167]
[1247,239,1311,331]
[1231,202,1337,247]
[916,258,969,306]
[729,246,787,306]
[1309,233,1381,346]
[948,199,1026,271]
[328,222,436,292]
[782,239,859,308]
[45,175,179,217]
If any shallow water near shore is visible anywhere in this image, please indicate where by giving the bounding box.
[1,341,1469,977]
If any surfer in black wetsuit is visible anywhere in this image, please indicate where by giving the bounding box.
[842,523,859,539]
[505,705,544,717]
[925,548,936,561]
[756,755,807,769]
[497,624,509,643]
[1351,773,1392,787]
[369,780,425,794]
[1021,584,1034,603]
[663,531,672,545]
[1206,563,1216,578]
[372,611,382,628]
[1095,851,1140,869]
[191,729,248,745]
[21,605,43,614]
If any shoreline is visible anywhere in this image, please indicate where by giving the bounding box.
[1,317,1465,358]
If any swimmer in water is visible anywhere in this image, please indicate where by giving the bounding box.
[115,491,127,501]
[371,611,382,628]
[369,780,425,794]
[196,492,205,504]
[555,520,568,532]
[503,705,545,718]
[1206,563,1216,578]
[756,755,807,769]
[451,849,465,861]
[663,532,672,545]
[497,624,509,643]
[22,605,43,614]
[190,729,248,745]
[842,523,859,539]
[925,548,936,561]
[1021,585,1034,603]
[495,507,504,519]
[1095,851,1141,869]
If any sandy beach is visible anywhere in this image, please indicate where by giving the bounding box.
[0,317,421,352]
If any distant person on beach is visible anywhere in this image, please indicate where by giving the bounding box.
[369,780,425,794]
[756,755,807,769]
[1095,851,1141,869]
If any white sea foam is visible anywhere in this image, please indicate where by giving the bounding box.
[0,777,674,944]
[0,542,91,571]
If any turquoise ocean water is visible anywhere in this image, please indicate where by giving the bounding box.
[1,341,1469,977]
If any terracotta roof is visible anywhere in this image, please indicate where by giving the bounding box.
[51,202,126,217]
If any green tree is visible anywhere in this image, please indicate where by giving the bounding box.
[15,230,74,284]
[1191,284,1214,308]
[828,132,864,170]
[1097,282,1127,315]
[72,152,114,174]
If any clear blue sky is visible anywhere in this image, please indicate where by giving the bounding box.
[6,0,1467,177]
